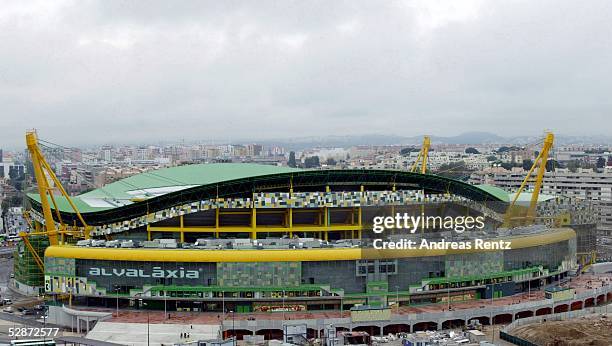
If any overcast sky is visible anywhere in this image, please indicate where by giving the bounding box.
[1,0,612,148]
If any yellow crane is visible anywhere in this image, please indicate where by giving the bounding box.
[410,136,431,174]
[503,132,554,227]
[20,131,91,273]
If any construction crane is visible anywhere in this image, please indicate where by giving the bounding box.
[410,136,431,174]
[20,130,91,273]
[503,132,554,227]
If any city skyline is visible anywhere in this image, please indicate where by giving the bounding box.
[2,131,612,152]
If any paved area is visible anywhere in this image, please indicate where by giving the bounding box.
[86,321,220,346]
[0,315,22,342]
[0,257,43,309]
[0,257,14,301]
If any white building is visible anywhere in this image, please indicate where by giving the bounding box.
[470,167,612,233]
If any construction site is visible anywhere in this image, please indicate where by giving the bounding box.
[509,312,612,345]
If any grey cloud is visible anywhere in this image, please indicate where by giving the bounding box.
[1,0,611,148]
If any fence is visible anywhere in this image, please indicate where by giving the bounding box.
[500,305,611,345]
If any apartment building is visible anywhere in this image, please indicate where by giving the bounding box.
[470,167,612,233]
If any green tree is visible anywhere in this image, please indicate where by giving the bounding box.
[400,147,418,156]
[325,157,337,166]
[597,157,606,169]
[546,159,560,172]
[465,147,480,154]
[304,156,320,168]
[434,161,472,181]
[522,159,534,170]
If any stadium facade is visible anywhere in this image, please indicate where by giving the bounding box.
[18,163,596,313]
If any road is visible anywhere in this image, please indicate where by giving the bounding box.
[0,256,14,301]
[0,257,65,343]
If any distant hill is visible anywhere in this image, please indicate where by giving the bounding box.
[257,132,612,150]
[426,132,507,145]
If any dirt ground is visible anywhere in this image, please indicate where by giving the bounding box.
[511,313,612,346]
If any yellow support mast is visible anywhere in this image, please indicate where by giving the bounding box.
[410,136,431,174]
[24,130,91,244]
[26,131,59,245]
[504,132,554,227]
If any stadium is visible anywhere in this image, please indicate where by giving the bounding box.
[16,160,597,314]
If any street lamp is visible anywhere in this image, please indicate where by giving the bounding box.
[138,299,150,346]
[42,305,47,344]
[447,282,451,311]
[114,287,120,318]
[230,310,235,346]
[395,285,400,314]
[282,290,286,321]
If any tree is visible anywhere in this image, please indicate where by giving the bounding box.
[325,157,337,166]
[303,156,320,168]
[400,147,418,156]
[287,151,297,168]
[8,168,18,180]
[496,146,519,153]
[486,155,497,162]
[434,161,472,181]
[546,159,560,172]
[567,160,579,173]
[1,196,22,217]
[465,147,480,154]
[597,157,606,169]
[522,159,534,171]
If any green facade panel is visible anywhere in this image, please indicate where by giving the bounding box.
[217,262,301,287]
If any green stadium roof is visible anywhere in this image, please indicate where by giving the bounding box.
[28,163,508,225]
[475,184,510,202]
[29,163,301,213]
[508,191,557,204]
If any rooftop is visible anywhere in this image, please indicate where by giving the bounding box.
[29,163,301,213]
[27,164,509,223]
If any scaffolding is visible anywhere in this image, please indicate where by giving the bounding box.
[14,235,49,288]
